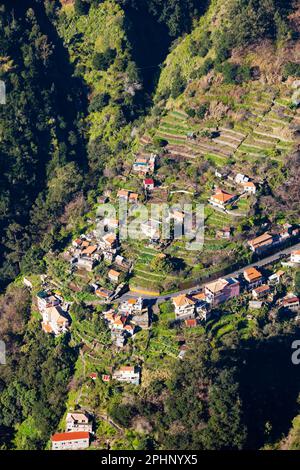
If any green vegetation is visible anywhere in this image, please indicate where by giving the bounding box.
[0,0,300,453]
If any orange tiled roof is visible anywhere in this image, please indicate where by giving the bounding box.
[205,278,228,294]
[173,294,195,307]
[117,189,129,198]
[244,267,262,282]
[254,284,270,294]
[211,189,235,204]
[42,322,53,334]
[51,431,89,442]
[82,245,97,255]
[108,269,120,278]
[191,292,206,301]
[249,232,273,249]
[118,366,135,373]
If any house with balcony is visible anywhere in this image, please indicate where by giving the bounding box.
[66,412,93,434]
[209,189,236,210]
[172,294,196,320]
[41,305,69,336]
[243,267,263,290]
[248,232,275,254]
[252,284,271,300]
[204,277,240,307]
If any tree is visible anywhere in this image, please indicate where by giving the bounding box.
[171,67,186,99]
[92,49,117,71]
[201,369,247,450]
[150,254,173,274]
[74,0,90,16]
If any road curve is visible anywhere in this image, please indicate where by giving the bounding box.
[116,241,300,304]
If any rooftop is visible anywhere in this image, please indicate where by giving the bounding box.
[173,294,195,307]
[244,267,262,282]
[211,189,235,204]
[51,431,89,442]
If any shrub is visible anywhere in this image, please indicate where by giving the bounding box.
[74,0,89,16]
[283,62,300,79]
[88,93,110,113]
[154,137,168,147]
[189,31,212,58]
[171,67,187,99]
[196,103,208,119]
[92,49,117,71]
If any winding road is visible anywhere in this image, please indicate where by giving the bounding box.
[117,241,300,304]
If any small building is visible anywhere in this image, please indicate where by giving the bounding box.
[172,294,196,320]
[243,267,263,290]
[235,173,249,184]
[242,181,257,194]
[249,300,264,309]
[291,250,300,264]
[51,432,90,451]
[98,195,108,204]
[178,344,187,360]
[248,232,274,254]
[108,269,121,283]
[102,233,117,249]
[37,290,60,312]
[204,277,240,307]
[117,189,129,200]
[252,284,270,300]
[112,366,140,385]
[209,189,236,209]
[280,294,300,312]
[144,178,154,190]
[184,318,197,328]
[102,374,111,383]
[95,287,113,300]
[72,238,83,248]
[81,245,97,257]
[23,277,33,289]
[42,306,69,336]
[131,310,150,329]
[129,193,139,204]
[77,257,95,272]
[120,297,143,314]
[89,373,98,380]
[268,270,285,286]
[66,412,93,433]
[216,227,231,239]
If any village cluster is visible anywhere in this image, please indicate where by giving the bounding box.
[171,246,300,328]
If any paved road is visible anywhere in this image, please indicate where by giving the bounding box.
[116,241,300,304]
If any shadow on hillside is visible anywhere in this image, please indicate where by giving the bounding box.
[221,332,300,448]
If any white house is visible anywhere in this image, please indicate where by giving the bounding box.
[51,432,90,451]
[235,173,249,184]
[172,294,196,320]
[42,306,69,336]
[291,250,300,264]
[242,181,257,194]
[66,412,93,433]
[112,366,140,385]
[37,290,60,312]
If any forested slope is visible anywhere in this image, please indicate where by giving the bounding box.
[0,0,299,451]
